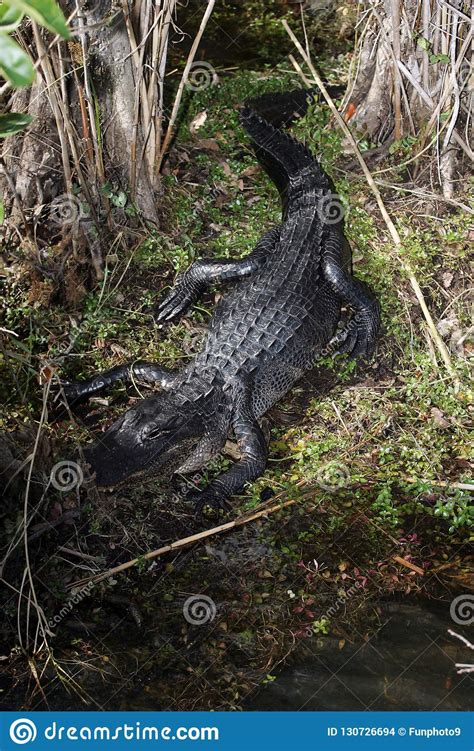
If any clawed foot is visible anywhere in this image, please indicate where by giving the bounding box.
[330,303,380,360]
[155,277,201,324]
[51,380,88,409]
[184,486,232,517]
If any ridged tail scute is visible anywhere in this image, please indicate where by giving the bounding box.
[240,88,331,212]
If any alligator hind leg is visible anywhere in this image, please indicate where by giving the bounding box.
[58,361,177,406]
[156,226,280,323]
[322,229,380,358]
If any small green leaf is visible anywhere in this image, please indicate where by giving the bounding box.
[0,111,32,136]
[429,52,450,64]
[0,3,24,31]
[0,32,35,86]
[8,0,70,38]
[417,36,430,51]
[0,199,4,225]
[112,190,127,208]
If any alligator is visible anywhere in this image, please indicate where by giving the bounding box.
[61,89,381,511]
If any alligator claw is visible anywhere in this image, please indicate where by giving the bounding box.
[185,487,232,517]
[155,278,197,324]
[156,294,191,323]
[54,380,87,407]
[331,309,378,360]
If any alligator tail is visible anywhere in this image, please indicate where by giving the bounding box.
[240,87,340,205]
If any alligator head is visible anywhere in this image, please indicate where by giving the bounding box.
[82,390,228,487]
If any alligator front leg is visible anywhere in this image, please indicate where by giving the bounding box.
[156,226,280,323]
[322,229,381,358]
[57,361,177,406]
[187,387,268,513]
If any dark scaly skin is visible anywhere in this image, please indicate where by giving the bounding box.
[60,90,381,511]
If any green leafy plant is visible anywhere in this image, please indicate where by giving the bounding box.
[0,0,69,136]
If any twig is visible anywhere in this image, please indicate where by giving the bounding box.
[421,0,430,92]
[443,9,461,152]
[439,1,473,24]
[390,0,402,140]
[374,180,473,213]
[22,381,55,648]
[448,630,474,650]
[283,20,460,388]
[56,546,103,563]
[403,477,474,491]
[393,555,424,575]
[67,495,301,589]
[288,54,312,87]
[157,0,216,170]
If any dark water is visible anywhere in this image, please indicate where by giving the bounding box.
[249,602,473,711]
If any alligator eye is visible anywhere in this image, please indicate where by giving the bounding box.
[146,427,173,441]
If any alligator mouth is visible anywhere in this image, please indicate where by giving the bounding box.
[82,436,200,489]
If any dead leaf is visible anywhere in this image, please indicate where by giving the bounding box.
[240,165,260,178]
[189,110,207,134]
[195,138,220,152]
[442,271,454,289]
[430,407,451,429]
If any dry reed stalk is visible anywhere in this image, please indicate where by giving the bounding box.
[121,0,153,199]
[32,24,98,220]
[157,0,217,171]
[397,59,474,161]
[282,19,460,387]
[0,9,78,98]
[369,4,416,135]
[67,495,302,589]
[76,0,111,225]
[20,382,55,653]
[390,0,402,140]
[152,0,176,178]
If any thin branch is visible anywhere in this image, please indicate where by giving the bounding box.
[157,0,216,170]
[390,0,402,140]
[67,495,302,589]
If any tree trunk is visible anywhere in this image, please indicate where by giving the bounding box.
[1,0,176,263]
